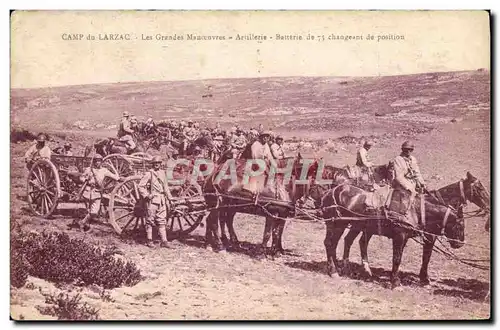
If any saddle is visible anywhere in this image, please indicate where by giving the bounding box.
[345,165,375,190]
[357,186,420,228]
[386,189,421,228]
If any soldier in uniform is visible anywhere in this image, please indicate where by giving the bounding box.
[24,134,52,169]
[182,121,197,155]
[270,135,286,159]
[69,154,120,231]
[391,141,426,215]
[230,128,248,159]
[250,131,274,160]
[117,111,136,152]
[63,142,73,156]
[356,140,375,185]
[138,156,173,248]
[258,123,265,134]
[53,142,73,156]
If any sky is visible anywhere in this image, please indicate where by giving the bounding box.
[10,10,490,89]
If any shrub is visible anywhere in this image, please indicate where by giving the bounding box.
[10,128,37,144]
[10,249,29,288]
[11,230,142,289]
[38,291,100,320]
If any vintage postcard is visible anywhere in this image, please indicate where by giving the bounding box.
[10,10,491,320]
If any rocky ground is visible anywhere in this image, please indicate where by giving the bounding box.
[10,70,491,320]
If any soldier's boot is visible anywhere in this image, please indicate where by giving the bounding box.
[158,224,170,248]
[145,224,155,248]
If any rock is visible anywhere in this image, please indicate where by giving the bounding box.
[430,174,443,181]
[374,112,384,117]
[72,120,91,130]
[106,124,117,130]
[95,123,106,129]
[450,117,463,123]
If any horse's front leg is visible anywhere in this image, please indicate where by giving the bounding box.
[270,218,286,257]
[391,232,409,289]
[342,228,361,272]
[419,234,436,286]
[359,230,374,278]
[260,217,274,256]
[276,219,286,255]
[225,211,240,248]
[324,221,346,277]
[219,210,229,247]
[206,210,224,253]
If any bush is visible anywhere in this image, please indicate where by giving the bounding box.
[10,249,29,288]
[10,128,37,143]
[11,230,142,289]
[38,291,100,320]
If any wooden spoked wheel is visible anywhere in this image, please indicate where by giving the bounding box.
[26,159,61,218]
[108,175,145,235]
[103,154,135,178]
[167,182,206,240]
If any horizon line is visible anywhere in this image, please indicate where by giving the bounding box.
[10,68,489,91]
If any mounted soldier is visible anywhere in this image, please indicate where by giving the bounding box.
[390,141,427,218]
[69,154,121,231]
[182,120,197,155]
[249,130,273,160]
[270,135,286,160]
[138,156,173,248]
[230,128,248,159]
[24,133,52,169]
[356,140,375,187]
[117,111,136,153]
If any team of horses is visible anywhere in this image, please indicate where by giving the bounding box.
[200,154,490,289]
[82,119,490,289]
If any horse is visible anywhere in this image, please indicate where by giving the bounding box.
[202,154,319,256]
[306,163,392,208]
[337,171,491,282]
[169,134,215,158]
[319,183,467,289]
[83,135,147,158]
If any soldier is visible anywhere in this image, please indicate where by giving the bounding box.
[24,133,52,169]
[356,140,375,184]
[182,121,197,154]
[53,141,73,156]
[138,156,173,248]
[230,128,248,158]
[391,141,426,215]
[228,126,237,138]
[213,122,222,133]
[69,154,120,231]
[270,135,286,159]
[144,117,156,137]
[258,123,265,134]
[169,120,178,130]
[117,111,136,152]
[250,131,274,160]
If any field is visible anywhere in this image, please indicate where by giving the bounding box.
[10,70,491,320]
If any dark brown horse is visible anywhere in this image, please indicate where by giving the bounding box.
[203,155,319,256]
[339,171,490,284]
[319,183,467,288]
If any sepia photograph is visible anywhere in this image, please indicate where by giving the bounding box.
[9,10,491,320]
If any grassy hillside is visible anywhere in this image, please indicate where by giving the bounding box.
[11,70,490,139]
